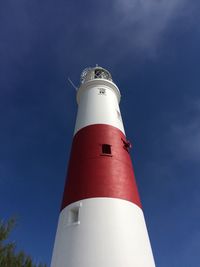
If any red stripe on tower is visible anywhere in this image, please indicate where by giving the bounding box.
[51,66,156,267]
[61,124,141,209]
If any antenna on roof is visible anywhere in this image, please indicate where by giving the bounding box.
[68,77,78,91]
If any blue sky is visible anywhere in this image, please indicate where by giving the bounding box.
[0,0,200,266]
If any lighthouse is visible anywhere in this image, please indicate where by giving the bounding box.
[51,66,156,267]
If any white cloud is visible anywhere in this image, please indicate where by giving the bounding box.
[112,0,188,55]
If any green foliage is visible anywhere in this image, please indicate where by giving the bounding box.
[0,218,47,267]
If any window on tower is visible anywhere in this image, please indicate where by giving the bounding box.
[68,205,81,225]
[102,144,112,155]
[94,68,111,80]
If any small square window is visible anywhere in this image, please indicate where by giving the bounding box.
[102,144,112,154]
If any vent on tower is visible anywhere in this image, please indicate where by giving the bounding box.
[98,88,106,95]
[122,138,132,153]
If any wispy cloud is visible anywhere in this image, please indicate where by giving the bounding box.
[112,0,189,54]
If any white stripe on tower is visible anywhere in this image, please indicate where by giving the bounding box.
[51,66,156,267]
[74,76,125,135]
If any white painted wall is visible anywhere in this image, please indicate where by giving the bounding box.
[74,80,125,135]
[51,198,156,267]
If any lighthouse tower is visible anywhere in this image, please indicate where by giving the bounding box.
[51,66,156,267]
